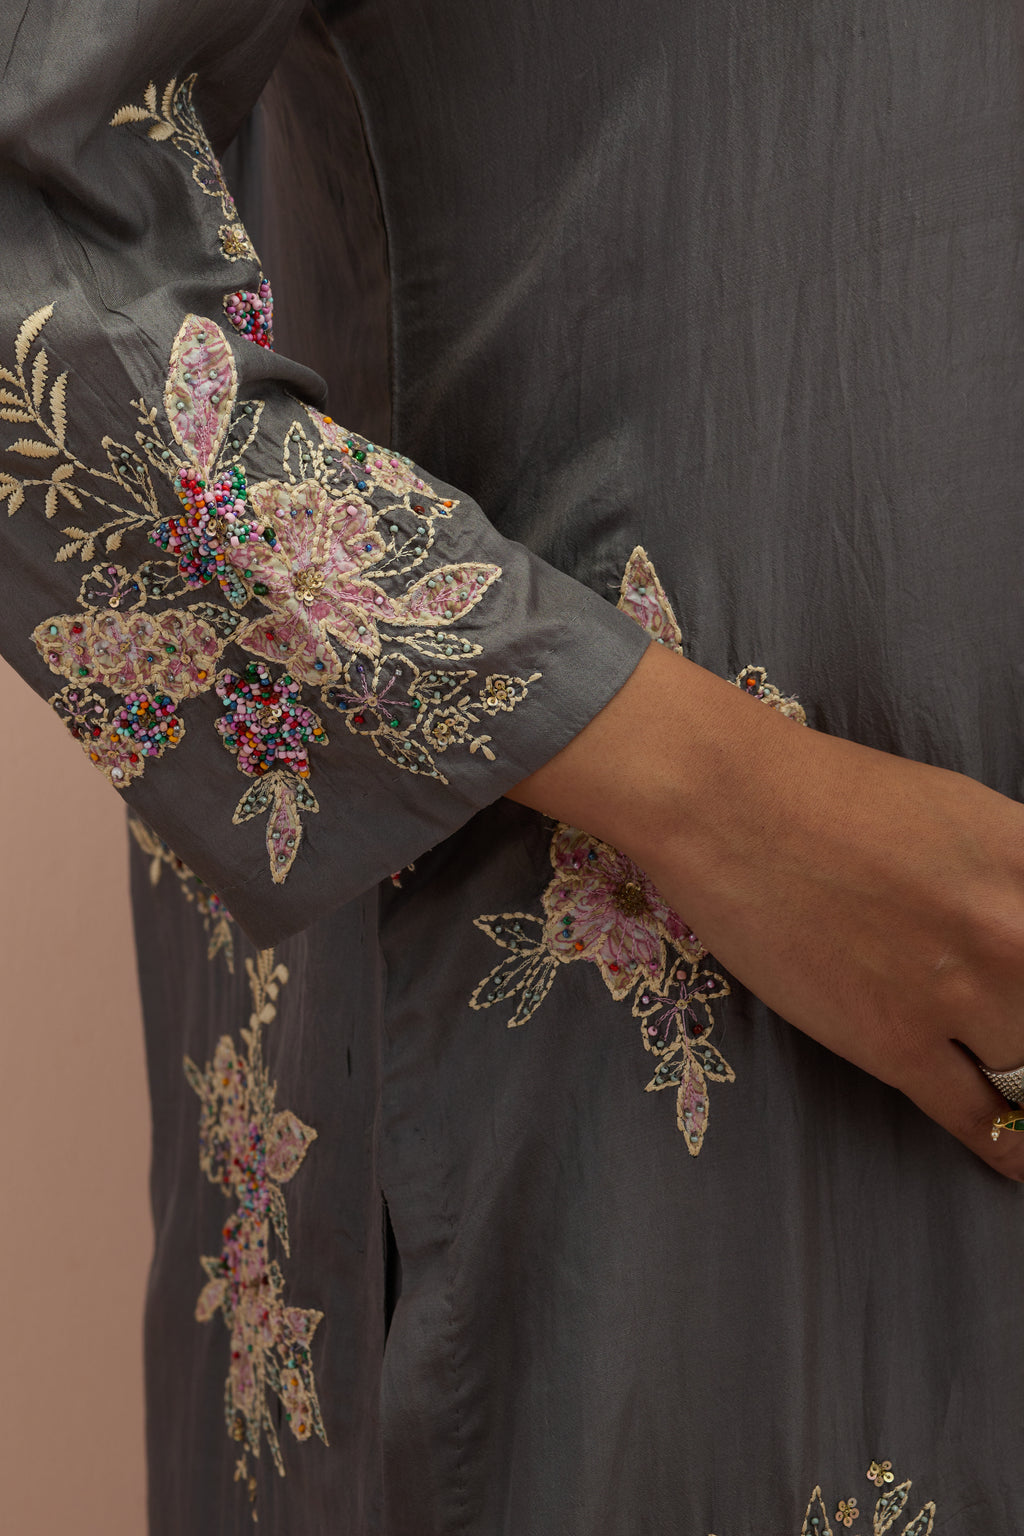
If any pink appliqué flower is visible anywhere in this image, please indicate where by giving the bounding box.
[541,825,704,1001]
[228,479,390,680]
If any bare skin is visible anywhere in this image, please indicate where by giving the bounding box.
[508,641,1024,1181]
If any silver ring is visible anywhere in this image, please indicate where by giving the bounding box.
[979,1063,1024,1106]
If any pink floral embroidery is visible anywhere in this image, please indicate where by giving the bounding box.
[542,825,704,1001]
[185,952,326,1515]
[471,546,807,1152]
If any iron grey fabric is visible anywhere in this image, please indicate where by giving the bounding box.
[9,1,1024,1532]
[0,0,649,946]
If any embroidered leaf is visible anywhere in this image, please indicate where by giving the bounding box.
[395,563,500,627]
[283,421,317,484]
[399,629,482,663]
[161,78,178,119]
[266,1183,291,1252]
[0,388,25,407]
[144,80,158,113]
[0,407,34,422]
[147,121,176,141]
[30,347,47,410]
[901,1506,936,1536]
[44,484,58,521]
[676,1053,711,1156]
[109,104,152,126]
[186,601,245,641]
[0,476,24,516]
[618,544,683,650]
[51,461,74,482]
[233,778,274,823]
[9,438,58,458]
[473,912,545,952]
[469,949,558,1028]
[14,303,53,369]
[165,314,237,475]
[368,727,445,781]
[800,1487,834,1536]
[875,1482,911,1535]
[265,1110,317,1185]
[55,477,81,508]
[55,541,79,562]
[268,776,304,885]
[689,1037,735,1083]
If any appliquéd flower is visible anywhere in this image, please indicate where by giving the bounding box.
[471,545,807,1152]
[185,951,326,1517]
[228,476,500,681]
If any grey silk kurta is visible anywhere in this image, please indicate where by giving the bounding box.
[2,1,1024,1532]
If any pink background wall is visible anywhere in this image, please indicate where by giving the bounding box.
[0,661,149,1534]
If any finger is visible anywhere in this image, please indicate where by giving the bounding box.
[899,1040,1024,1181]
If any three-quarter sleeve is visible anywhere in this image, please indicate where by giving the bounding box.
[0,0,649,946]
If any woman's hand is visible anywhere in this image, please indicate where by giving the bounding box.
[509,641,1024,1179]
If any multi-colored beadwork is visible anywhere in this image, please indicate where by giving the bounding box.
[224,280,274,349]
[150,465,273,604]
[7,81,540,884]
[471,546,806,1153]
[215,663,327,780]
[185,951,326,1518]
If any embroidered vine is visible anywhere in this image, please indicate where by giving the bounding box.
[185,950,326,1517]
[128,815,235,968]
[708,1464,936,1536]
[6,295,537,879]
[469,546,806,1153]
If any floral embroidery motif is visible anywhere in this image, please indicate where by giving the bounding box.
[185,951,326,1515]
[867,1462,895,1489]
[6,296,536,878]
[708,1465,935,1536]
[128,815,235,968]
[470,546,805,1153]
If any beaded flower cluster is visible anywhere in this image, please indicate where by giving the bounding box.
[151,464,277,604]
[185,951,326,1516]
[470,547,807,1154]
[2,78,539,885]
[224,279,274,349]
[216,664,327,779]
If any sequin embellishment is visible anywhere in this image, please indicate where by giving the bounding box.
[470,546,806,1153]
[707,1464,935,1536]
[185,951,326,1516]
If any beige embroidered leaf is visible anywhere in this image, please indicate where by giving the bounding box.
[0,388,24,407]
[0,407,34,423]
[161,78,178,118]
[109,104,153,126]
[800,1489,833,1536]
[901,1507,936,1536]
[51,461,74,482]
[54,479,81,508]
[105,531,124,552]
[875,1482,912,1536]
[44,484,58,521]
[14,303,53,369]
[144,80,158,114]
[9,438,58,458]
[148,121,176,140]
[49,372,68,446]
[30,348,47,410]
[55,542,79,562]
[0,478,24,516]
